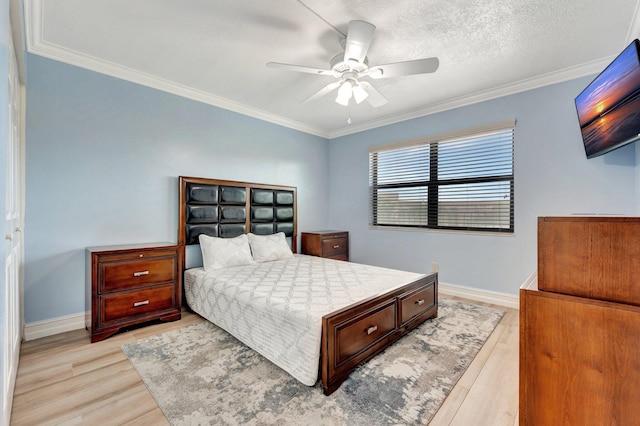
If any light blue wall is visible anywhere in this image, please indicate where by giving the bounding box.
[24,54,330,323]
[22,53,640,323]
[328,77,638,295]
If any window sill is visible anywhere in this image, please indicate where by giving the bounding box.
[368,225,515,237]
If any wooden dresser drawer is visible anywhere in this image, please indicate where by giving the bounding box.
[100,284,176,324]
[399,282,436,326]
[538,216,640,306]
[335,300,396,366]
[100,255,177,292]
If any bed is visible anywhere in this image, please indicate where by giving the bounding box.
[178,176,438,395]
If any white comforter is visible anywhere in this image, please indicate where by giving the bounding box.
[184,254,425,386]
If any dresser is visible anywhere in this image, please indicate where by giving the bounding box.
[520,217,640,425]
[86,243,181,342]
[301,230,349,261]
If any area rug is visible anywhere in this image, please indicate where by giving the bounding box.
[122,298,504,425]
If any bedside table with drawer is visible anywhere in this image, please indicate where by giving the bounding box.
[86,242,181,342]
[301,231,349,261]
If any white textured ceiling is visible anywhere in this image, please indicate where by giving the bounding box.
[24,0,640,138]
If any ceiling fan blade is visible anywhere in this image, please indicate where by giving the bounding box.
[359,81,387,107]
[301,81,341,104]
[368,57,439,79]
[266,62,335,76]
[344,20,376,64]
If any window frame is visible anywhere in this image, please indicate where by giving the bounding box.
[369,120,515,234]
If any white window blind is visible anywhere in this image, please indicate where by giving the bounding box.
[369,120,515,233]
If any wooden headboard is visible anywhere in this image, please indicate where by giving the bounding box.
[178,176,297,270]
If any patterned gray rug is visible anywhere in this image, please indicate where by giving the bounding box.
[122,298,504,425]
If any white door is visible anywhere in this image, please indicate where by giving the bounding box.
[3,32,23,425]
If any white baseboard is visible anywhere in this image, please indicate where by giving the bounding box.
[22,282,519,341]
[24,312,87,341]
[439,282,519,309]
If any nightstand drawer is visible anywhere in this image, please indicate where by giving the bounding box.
[100,255,177,293]
[301,231,349,261]
[100,284,176,324]
[322,237,348,257]
[86,243,181,342]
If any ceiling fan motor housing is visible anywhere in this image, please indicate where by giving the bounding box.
[330,53,369,75]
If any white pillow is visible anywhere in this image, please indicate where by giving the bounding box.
[199,234,256,271]
[247,232,294,262]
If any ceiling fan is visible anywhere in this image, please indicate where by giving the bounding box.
[266,20,439,107]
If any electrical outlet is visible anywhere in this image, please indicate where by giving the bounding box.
[432,262,439,272]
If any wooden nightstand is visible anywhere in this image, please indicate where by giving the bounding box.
[301,231,349,261]
[86,242,181,342]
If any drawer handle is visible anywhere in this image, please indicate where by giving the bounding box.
[333,245,340,249]
[133,270,150,277]
[133,300,150,307]
[366,325,378,335]
[415,299,425,306]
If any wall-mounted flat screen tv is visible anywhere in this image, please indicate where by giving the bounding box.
[575,39,640,158]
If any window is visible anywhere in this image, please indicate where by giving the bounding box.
[369,120,515,233]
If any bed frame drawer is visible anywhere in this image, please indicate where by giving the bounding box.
[322,273,438,395]
[100,284,176,324]
[399,282,436,326]
[335,300,396,366]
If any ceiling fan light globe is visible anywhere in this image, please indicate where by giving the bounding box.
[336,81,353,106]
[352,84,369,104]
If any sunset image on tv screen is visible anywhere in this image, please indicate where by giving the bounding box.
[575,40,640,158]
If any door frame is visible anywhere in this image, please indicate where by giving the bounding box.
[3,28,25,426]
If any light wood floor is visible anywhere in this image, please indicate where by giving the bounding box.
[10,297,519,425]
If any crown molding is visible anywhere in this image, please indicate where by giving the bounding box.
[331,0,640,138]
[24,0,617,141]
[24,0,329,138]
[327,57,611,138]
